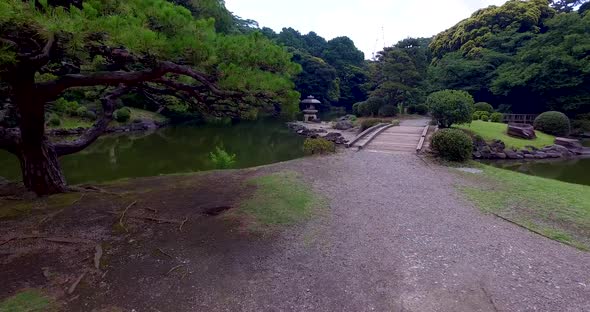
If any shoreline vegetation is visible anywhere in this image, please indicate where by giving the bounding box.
[458,163,590,251]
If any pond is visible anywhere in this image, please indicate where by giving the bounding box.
[0,119,305,184]
[488,139,590,186]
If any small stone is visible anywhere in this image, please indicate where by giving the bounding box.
[496,152,507,159]
[524,154,535,159]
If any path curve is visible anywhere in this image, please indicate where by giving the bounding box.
[200,151,590,311]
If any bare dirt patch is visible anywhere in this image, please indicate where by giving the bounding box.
[0,169,283,310]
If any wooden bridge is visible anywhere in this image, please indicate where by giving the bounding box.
[348,118,432,154]
[502,114,538,124]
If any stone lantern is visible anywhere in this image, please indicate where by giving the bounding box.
[301,95,320,122]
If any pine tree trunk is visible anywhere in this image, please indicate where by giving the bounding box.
[17,139,67,196]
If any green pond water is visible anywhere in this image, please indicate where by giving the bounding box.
[0,120,305,184]
[488,139,590,186]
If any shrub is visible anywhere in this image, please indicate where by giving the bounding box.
[352,102,361,116]
[407,105,416,114]
[533,111,570,136]
[479,112,489,121]
[48,115,61,127]
[426,90,474,128]
[431,129,473,162]
[74,106,88,117]
[366,97,386,116]
[114,107,131,123]
[359,118,386,131]
[490,112,503,123]
[472,111,489,120]
[378,105,398,117]
[53,98,80,115]
[572,120,590,134]
[474,102,494,113]
[209,146,236,169]
[303,138,335,155]
[414,104,428,115]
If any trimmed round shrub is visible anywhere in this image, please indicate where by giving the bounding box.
[359,118,386,131]
[414,104,428,115]
[114,107,131,123]
[431,129,473,162]
[474,102,494,113]
[48,115,61,127]
[352,102,362,116]
[426,90,474,128]
[490,112,503,123]
[472,111,488,120]
[479,112,489,121]
[378,105,399,117]
[533,111,570,136]
[303,138,336,155]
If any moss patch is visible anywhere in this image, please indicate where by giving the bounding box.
[456,120,555,149]
[0,289,57,312]
[458,164,590,250]
[0,193,82,220]
[233,171,325,229]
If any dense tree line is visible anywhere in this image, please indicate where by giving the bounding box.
[260,28,369,110]
[366,0,589,116]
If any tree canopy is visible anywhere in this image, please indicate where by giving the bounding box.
[0,0,301,195]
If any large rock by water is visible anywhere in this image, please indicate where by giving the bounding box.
[333,120,354,130]
[507,123,536,139]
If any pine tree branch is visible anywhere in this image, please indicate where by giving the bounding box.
[54,85,130,156]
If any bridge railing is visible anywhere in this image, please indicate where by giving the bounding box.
[502,114,538,124]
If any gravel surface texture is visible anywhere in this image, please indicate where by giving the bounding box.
[207,150,590,311]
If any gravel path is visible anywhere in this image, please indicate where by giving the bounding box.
[200,151,590,311]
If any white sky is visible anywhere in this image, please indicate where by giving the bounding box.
[225,0,508,59]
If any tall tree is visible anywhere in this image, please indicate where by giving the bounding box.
[0,0,300,195]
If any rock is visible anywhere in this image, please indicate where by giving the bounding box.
[535,151,547,159]
[521,149,530,154]
[473,151,482,159]
[338,115,357,121]
[505,151,520,159]
[555,137,583,150]
[323,132,348,145]
[333,120,354,130]
[524,154,535,159]
[507,123,537,139]
[496,152,507,159]
[546,152,561,158]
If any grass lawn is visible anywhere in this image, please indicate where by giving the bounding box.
[456,120,555,149]
[109,107,168,127]
[0,289,57,312]
[458,164,590,250]
[48,117,93,130]
[232,171,325,228]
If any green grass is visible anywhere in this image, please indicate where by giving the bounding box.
[236,171,325,227]
[48,117,93,130]
[456,120,555,149]
[458,164,590,250]
[0,289,57,312]
[110,108,168,126]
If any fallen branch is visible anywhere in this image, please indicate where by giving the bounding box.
[94,244,103,270]
[179,217,189,232]
[119,201,138,232]
[67,272,86,294]
[157,248,173,259]
[166,264,184,275]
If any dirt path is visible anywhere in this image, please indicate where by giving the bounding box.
[4,150,589,311]
[194,151,590,311]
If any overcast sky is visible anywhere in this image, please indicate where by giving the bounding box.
[225,0,508,59]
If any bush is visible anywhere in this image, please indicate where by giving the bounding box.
[479,112,489,121]
[474,102,494,113]
[48,115,61,127]
[431,129,473,162]
[407,105,416,114]
[572,120,590,134]
[533,111,570,136]
[426,90,474,128]
[74,106,88,117]
[209,146,236,169]
[53,98,80,115]
[472,111,489,121]
[378,105,398,117]
[114,107,131,123]
[359,118,386,131]
[490,112,503,123]
[414,104,428,115]
[352,102,361,116]
[303,138,335,155]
